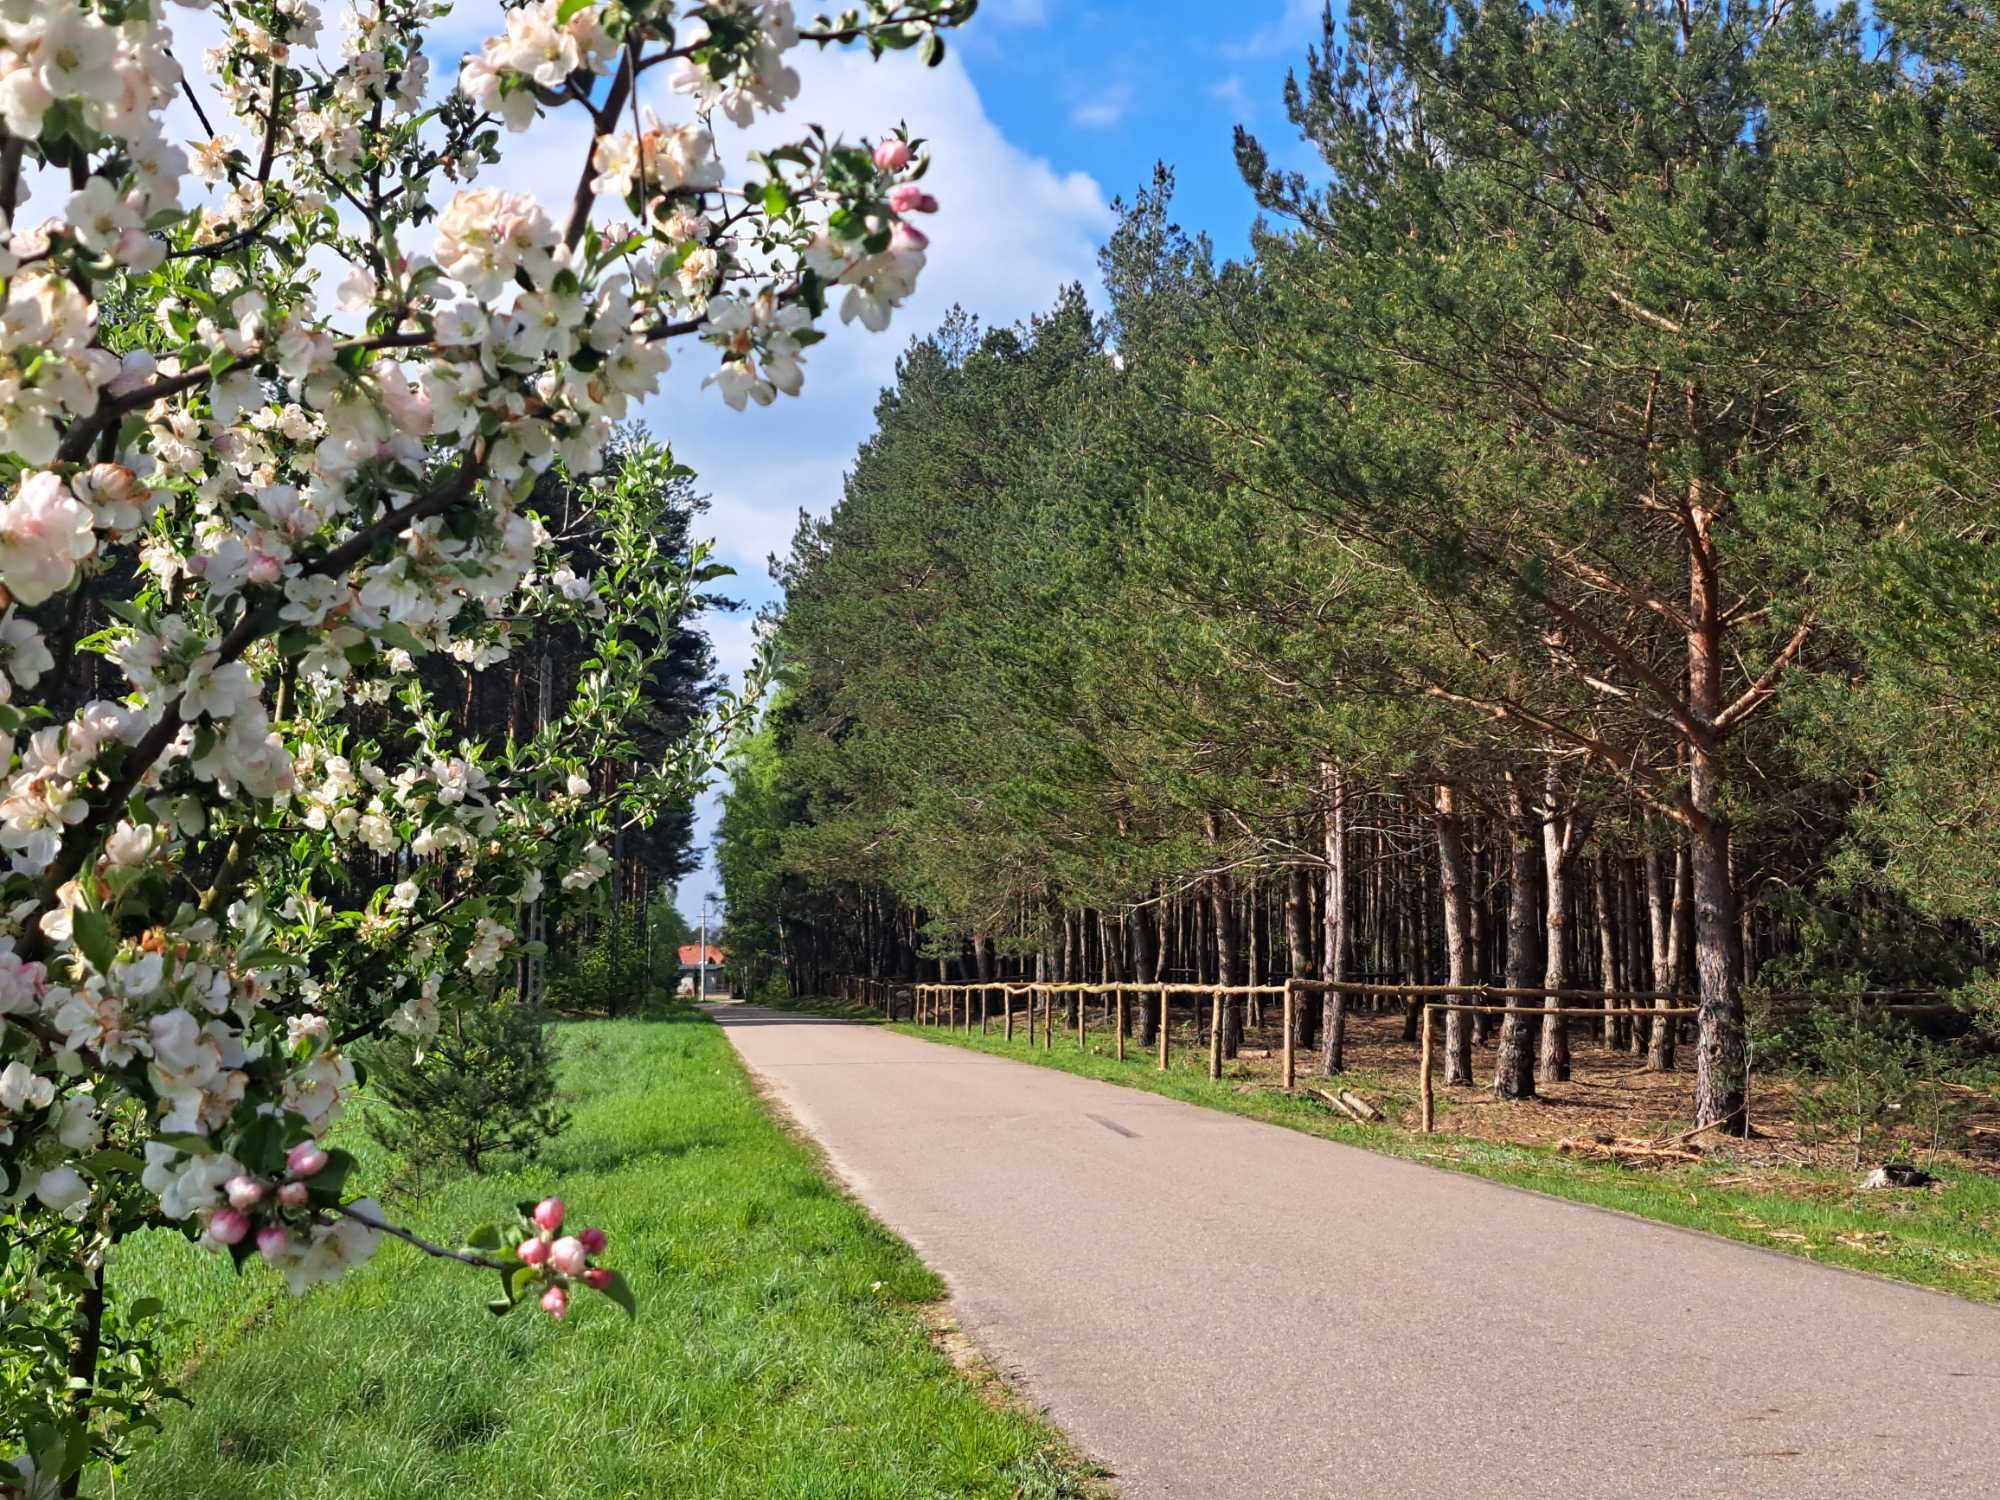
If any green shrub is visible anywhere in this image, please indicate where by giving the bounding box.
[364,1000,571,1193]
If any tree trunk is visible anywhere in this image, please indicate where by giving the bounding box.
[1682,480,1749,1127]
[1206,814,1240,1060]
[1593,851,1620,1047]
[1320,761,1348,1075]
[1644,819,1677,1071]
[1538,761,1585,1085]
[1471,833,1495,1044]
[1284,852,1316,1050]
[1131,894,1160,1045]
[1435,783,1475,1084]
[1493,772,1541,1099]
[59,1263,106,1499]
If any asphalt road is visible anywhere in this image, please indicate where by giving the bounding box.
[711,1004,2000,1499]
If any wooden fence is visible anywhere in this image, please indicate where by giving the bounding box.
[855,976,1950,1137]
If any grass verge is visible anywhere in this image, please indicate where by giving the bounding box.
[774,995,2000,1304]
[102,1007,1101,1499]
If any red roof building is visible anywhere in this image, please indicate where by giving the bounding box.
[678,944,726,968]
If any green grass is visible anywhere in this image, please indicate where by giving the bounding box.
[101,1008,1099,1499]
[777,995,2000,1304]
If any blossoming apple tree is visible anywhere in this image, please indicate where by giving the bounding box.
[0,0,968,1488]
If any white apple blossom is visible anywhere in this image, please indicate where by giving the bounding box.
[0,472,97,606]
[0,0,973,1476]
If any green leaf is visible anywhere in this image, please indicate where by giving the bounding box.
[77,1149,145,1181]
[376,622,427,655]
[464,1222,506,1252]
[71,910,118,974]
[593,1268,638,1320]
[509,1264,542,1304]
[312,1148,356,1199]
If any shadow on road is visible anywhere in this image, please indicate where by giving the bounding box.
[703,1004,864,1028]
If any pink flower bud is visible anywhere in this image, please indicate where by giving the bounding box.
[277,1181,309,1209]
[540,1285,568,1320]
[286,1142,329,1178]
[873,139,912,172]
[532,1196,564,1232]
[518,1237,551,1267]
[577,1226,607,1256]
[224,1174,266,1210]
[888,183,937,215]
[256,1226,291,1263]
[208,1208,251,1246]
[583,1267,612,1292]
[891,222,929,253]
[548,1235,588,1277]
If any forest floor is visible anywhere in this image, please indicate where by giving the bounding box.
[777,995,2000,1304]
[97,1009,1102,1499]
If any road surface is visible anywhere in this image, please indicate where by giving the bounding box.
[711,1004,2000,1498]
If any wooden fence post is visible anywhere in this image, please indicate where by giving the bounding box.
[1078,988,1087,1052]
[1004,987,1014,1042]
[1115,988,1125,1062]
[1419,1003,1435,1134]
[1208,991,1223,1081]
[1282,980,1296,1092]
[1044,986,1053,1051]
[1159,987,1171,1072]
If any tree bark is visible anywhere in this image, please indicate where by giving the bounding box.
[1493,771,1542,1098]
[1435,782,1475,1084]
[1284,849,1316,1049]
[1319,761,1348,1075]
[1538,760,1588,1084]
[1593,850,1621,1047]
[1131,893,1160,1044]
[1644,817,1678,1071]
[1206,814,1240,1059]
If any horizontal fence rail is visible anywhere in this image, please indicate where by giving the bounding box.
[843,976,1949,1125]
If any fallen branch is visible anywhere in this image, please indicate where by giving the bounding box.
[1658,1117,1732,1149]
[1556,1134,1704,1165]
[1336,1088,1385,1122]
[1310,1087,1371,1124]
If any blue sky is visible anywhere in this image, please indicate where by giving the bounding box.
[644,2,1338,925]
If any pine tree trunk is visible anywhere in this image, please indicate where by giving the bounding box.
[1493,772,1541,1098]
[1320,761,1348,1075]
[1435,783,1475,1084]
[1131,893,1160,1045]
[1207,814,1240,1059]
[1471,834,1495,1044]
[1644,821,1678,1071]
[1538,763,1576,1084]
[1284,853,1316,1049]
[1593,851,1621,1047]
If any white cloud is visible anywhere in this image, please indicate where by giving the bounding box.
[702,610,764,681]
[630,43,1111,587]
[1069,79,1136,130]
[1207,73,1250,113]
[609,46,1112,917]
[984,0,1051,24]
[1223,0,1326,62]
